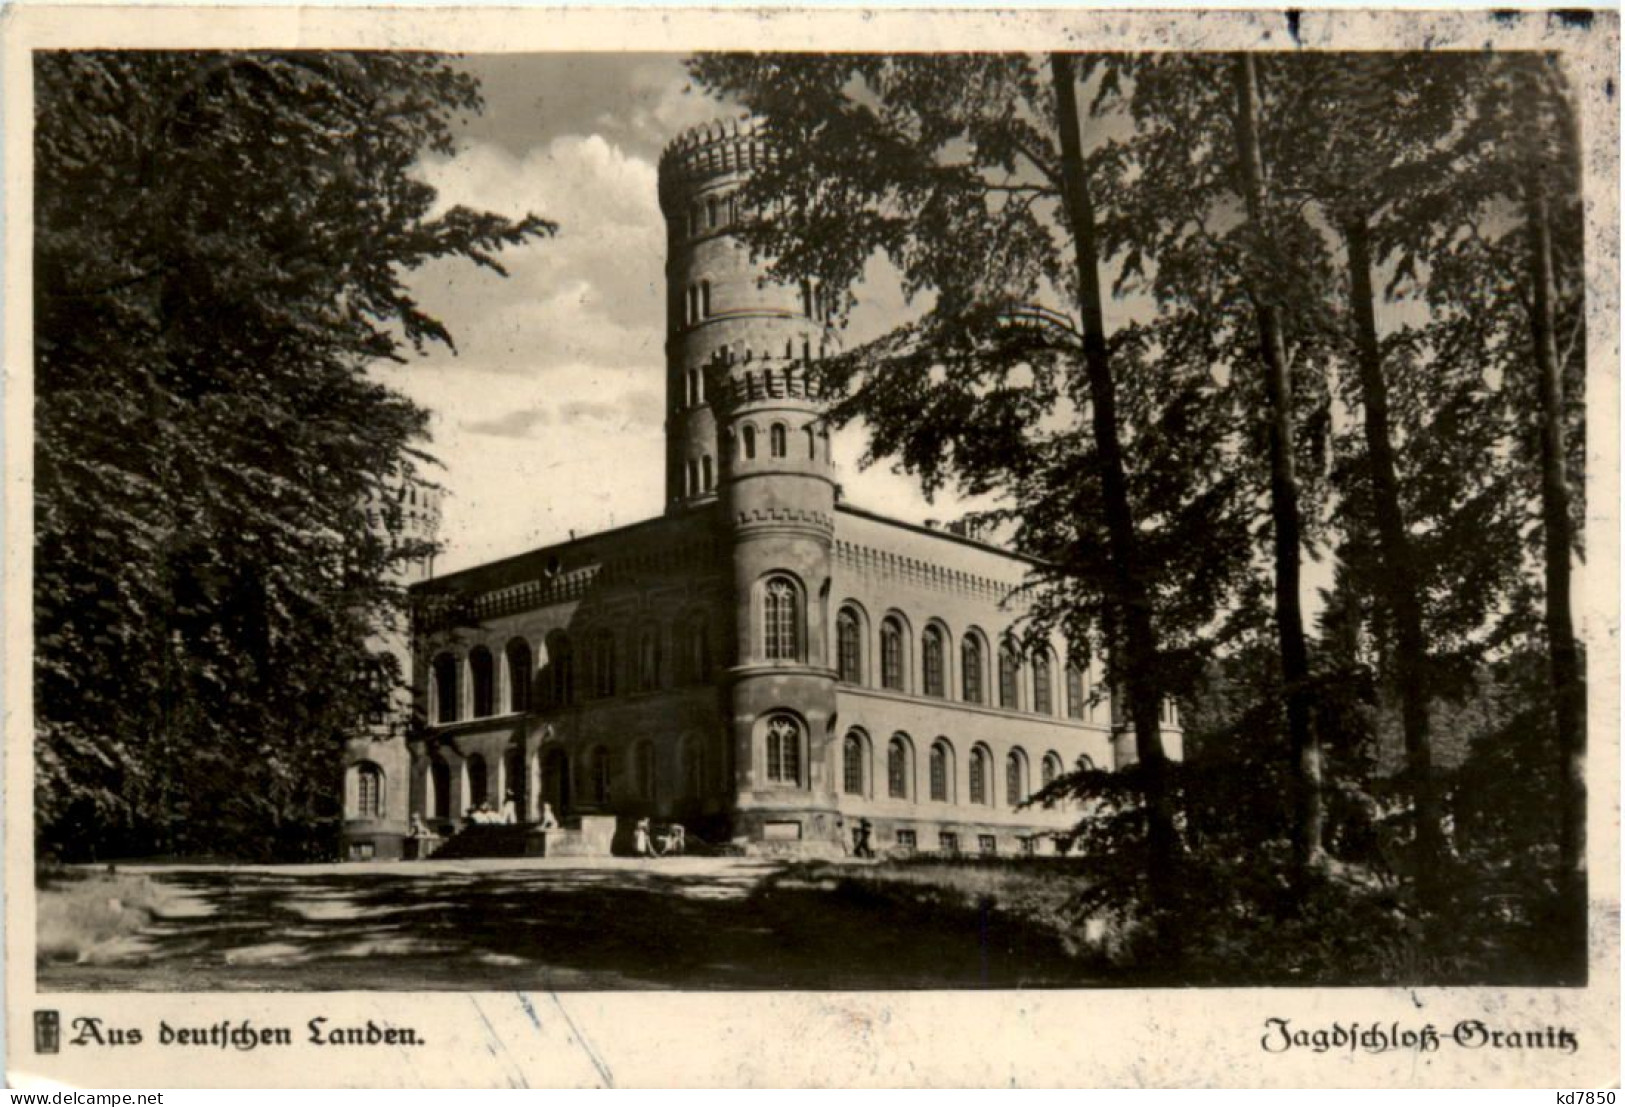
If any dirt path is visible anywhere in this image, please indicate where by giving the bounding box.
[38,857,1103,991]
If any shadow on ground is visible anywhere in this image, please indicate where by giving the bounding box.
[38,860,1105,991]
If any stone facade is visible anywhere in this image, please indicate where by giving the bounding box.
[338,118,1180,861]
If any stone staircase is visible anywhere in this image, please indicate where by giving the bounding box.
[428,823,533,860]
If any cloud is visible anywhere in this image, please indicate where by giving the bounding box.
[406,133,667,379]
[463,408,551,438]
[452,55,737,165]
[560,389,662,427]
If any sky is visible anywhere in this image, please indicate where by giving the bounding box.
[388,54,952,574]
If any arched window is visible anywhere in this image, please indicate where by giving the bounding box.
[1006,749,1028,807]
[742,425,757,460]
[929,741,951,803]
[591,630,617,699]
[961,634,984,704]
[700,279,712,317]
[880,617,905,691]
[765,715,800,785]
[1033,652,1053,716]
[466,754,488,809]
[683,739,705,798]
[546,632,573,707]
[588,747,610,806]
[764,577,799,661]
[999,645,1020,710]
[1042,752,1062,789]
[969,747,990,806]
[836,607,862,684]
[506,639,533,713]
[805,425,817,459]
[770,423,787,458]
[504,744,524,811]
[634,741,655,801]
[922,625,946,697]
[430,757,451,819]
[469,647,495,718]
[1066,663,1085,719]
[702,455,714,491]
[639,629,661,691]
[684,615,710,684]
[542,746,571,814]
[842,732,865,796]
[354,763,384,818]
[432,652,458,723]
[887,735,910,799]
[707,198,719,229]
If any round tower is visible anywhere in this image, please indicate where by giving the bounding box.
[658,118,843,851]
[341,475,443,862]
[657,118,835,511]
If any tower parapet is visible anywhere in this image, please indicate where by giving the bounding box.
[657,117,777,203]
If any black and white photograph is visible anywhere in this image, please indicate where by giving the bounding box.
[7,4,1619,1089]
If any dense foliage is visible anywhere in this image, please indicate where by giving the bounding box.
[692,50,1587,982]
[35,52,552,861]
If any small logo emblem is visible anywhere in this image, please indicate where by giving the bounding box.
[34,1010,60,1054]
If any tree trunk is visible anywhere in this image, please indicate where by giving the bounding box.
[1232,54,1324,873]
[1051,53,1179,916]
[1343,210,1441,898]
[1525,169,1586,963]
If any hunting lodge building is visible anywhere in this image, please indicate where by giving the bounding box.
[340,119,1182,861]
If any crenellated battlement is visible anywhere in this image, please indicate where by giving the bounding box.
[658,116,775,204]
[705,358,826,414]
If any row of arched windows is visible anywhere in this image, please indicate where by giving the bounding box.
[557,740,707,807]
[798,279,833,322]
[836,604,1095,720]
[422,739,709,820]
[684,455,715,497]
[684,280,712,326]
[433,640,534,724]
[684,193,744,238]
[730,421,827,464]
[430,618,711,724]
[836,730,1067,808]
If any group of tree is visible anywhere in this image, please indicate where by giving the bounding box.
[691,45,1587,983]
[35,52,550,860]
